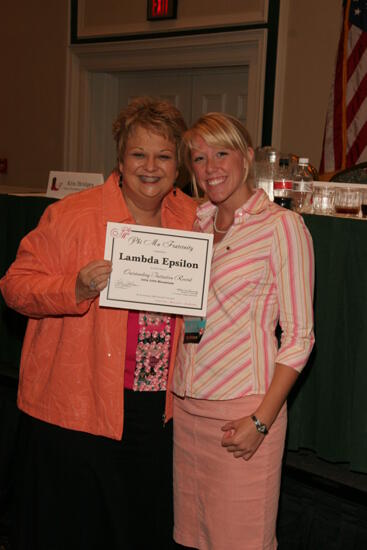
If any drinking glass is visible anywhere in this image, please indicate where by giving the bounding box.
[334,187,361,217]
[312,185,335,215]
[361,189,367,218]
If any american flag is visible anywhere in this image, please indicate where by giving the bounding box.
[319,0,367,175]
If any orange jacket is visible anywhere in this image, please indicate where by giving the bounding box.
[0,173,197,439]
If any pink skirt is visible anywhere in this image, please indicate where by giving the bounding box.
[173,394,287,550]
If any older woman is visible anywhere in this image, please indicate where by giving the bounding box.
[0,97,196,550]
[172,113,315,550]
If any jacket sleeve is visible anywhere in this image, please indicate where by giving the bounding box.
[0,203,92,319]
[271,212,315,372]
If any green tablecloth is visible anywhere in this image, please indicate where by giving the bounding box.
[0,196,366,473]
[0,195,56,376]
[287,214,367,473]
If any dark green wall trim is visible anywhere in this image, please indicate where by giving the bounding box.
[70,0,78,44]
[71,22,265,43]
[262,0,280,146]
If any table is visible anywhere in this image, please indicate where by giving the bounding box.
[0,195,56,376]
[0,195,366,473]
[287,213,367,473]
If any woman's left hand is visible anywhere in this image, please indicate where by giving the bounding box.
[76,259,112,304]
[221,416,265,460]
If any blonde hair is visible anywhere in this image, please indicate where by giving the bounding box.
[112,97,187,173]
[181,112,254,197]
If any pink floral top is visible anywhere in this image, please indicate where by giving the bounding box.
[124,311,176,391]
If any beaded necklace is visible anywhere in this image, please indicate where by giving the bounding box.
[133,312,171,391]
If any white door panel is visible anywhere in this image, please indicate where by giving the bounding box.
[191,67,248,125]
[89,66,249,177]
[118,66,248,127]
[118,70,192,124]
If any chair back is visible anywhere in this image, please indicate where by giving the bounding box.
[329,162,367,183]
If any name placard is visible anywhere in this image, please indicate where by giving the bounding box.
[47,171,104,199]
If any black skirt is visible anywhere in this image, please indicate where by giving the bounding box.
[12,389,176,550]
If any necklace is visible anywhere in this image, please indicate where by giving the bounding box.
[213,209,232,234]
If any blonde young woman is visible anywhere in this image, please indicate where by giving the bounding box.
[172,113,315,550]
[0,97,196,550]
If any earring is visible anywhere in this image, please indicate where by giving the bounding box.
[119,172,123,188]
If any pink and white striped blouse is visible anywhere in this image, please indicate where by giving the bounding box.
[173,189,315,400]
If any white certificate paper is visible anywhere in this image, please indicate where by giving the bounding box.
[99,223,213,316]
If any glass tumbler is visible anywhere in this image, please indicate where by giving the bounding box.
[312,185,335,215]
[360,189,367,218]
[334,187,361,216]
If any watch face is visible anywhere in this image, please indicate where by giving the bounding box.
[252,415,268,434]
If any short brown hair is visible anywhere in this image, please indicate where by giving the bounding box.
[113,97,187,168]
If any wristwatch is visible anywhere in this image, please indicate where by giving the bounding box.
[251,415,268,435]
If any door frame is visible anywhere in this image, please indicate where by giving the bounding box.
[64,29,267,171]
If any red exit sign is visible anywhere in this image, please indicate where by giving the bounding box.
[147,0,178,20]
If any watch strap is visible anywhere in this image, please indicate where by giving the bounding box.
[251,414,268,435]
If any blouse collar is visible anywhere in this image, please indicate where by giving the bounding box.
[196,188,270,229]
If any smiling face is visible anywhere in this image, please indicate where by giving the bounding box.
[119,125,178,208]
[190,134,253,208]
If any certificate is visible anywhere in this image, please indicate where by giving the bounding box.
[99,223,213,316]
